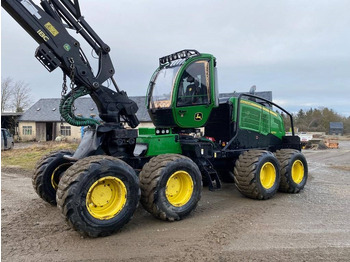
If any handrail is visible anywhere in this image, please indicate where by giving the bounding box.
[223,93,295,150]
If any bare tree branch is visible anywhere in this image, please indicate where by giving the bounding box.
[1,78,33,112]
[11,81,32,112]
[1,77,13,112]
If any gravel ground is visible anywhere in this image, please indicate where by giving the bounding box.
[1,141,350,261]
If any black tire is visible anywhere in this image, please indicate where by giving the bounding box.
[32,150,74,205]
[234,150,280,200]
[139,154,202,221]
[56,155,140,237]
[275,149,308,193]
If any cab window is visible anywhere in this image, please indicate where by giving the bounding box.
[149,65,181,109]
[177,60,210,107]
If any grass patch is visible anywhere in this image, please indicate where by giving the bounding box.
[1,142,78,171]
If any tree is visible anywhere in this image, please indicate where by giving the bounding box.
[295,109,307,131]
[297,109,305,119]
[1,77,13,111]
[12,80,32,112]
[292,107,349,134]
[1,77,32,112]
[344,116,350,134]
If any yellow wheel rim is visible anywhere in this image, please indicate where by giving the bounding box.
[166,171,194,207]
[86,176,127,220]
[51,163,71,190]
[292,160,304,184]
[260,162,276,189]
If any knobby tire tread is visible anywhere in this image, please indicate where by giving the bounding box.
[32,150,73,205]
[234,150,278,200]
[56,155,139,237]
[275,149,307,193]
[140,154,187,221]
[140,154,199,221]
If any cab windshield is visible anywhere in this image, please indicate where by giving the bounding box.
[148,65,181,109]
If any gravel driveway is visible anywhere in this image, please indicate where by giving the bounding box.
[2,142,350,261]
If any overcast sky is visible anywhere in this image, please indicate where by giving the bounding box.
[1,0,350,116]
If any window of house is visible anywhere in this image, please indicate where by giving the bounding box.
[22,126,32,135]
[60,126,71,136]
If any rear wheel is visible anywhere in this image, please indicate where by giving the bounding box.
[275,149,308,193]
[56,155,140,237]
[234,150,280,200]
[139,154,202,221]
[32,150,74,205]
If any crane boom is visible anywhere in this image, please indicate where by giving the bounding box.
[2,0,139,128]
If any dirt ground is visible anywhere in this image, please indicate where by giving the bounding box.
[2,142,350,261]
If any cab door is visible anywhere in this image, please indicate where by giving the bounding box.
[173,59,216,128]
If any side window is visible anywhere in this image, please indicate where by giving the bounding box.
[177,60,210,107]
[22,126,33,135]
[60,126,71,136]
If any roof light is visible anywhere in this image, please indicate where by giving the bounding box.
[159,50,200,65]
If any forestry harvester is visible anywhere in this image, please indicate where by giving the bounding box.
[2,0,308,237]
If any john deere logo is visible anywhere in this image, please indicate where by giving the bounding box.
[194,112,203,121]
[63,43,71,51]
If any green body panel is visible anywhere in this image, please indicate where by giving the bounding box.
[172,54,218,128]
[229,97,285,139]
[173,105,212,128]
[229,97,238,122]
[137,128,182,157]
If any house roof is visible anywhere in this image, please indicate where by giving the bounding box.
[19,91,272,123]
[330,122,343,129]
[1,112,24,117]
[19,97,98,122]
[19,96,152,122]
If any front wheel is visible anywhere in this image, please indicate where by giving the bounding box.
[139,154,202,221]
[56,156,140,237]
[32,150,74,205]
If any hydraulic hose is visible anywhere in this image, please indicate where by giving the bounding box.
[59,87,100,127]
